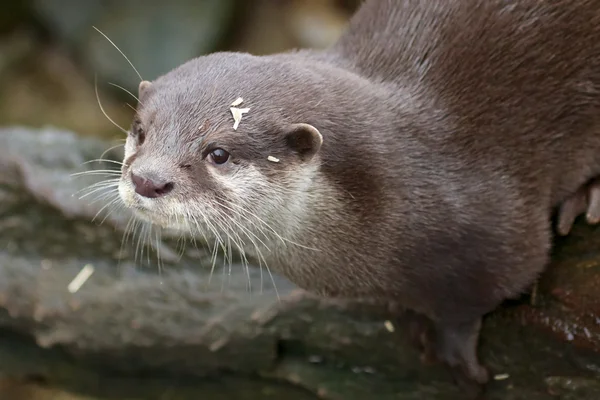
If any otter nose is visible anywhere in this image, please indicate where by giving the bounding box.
[130,172,174,199]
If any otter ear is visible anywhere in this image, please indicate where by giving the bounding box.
[284,123,323,161]
[138,80,152,100]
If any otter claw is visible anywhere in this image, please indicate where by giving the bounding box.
[585,183,600,224]
[557,179,600,236]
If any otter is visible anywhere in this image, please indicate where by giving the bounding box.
[115,0,600,395]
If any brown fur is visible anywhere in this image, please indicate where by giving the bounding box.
[117,0,600,396]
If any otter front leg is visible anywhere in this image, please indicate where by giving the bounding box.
[557,178,600,235]
[434,319,489,394]
[409,314,489,397]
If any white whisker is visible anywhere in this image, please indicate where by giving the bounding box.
[93,26,143,82]
[91,195,121,223]
[108,82,143,105]
[99,142,126,161]
[95,75,130,136]
[81,158,125,167]
[155,228,163,276]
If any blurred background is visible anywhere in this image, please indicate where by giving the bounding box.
[0,0,361,139]
[0,1,359,399]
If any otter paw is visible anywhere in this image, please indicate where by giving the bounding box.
[434,318,489,397]
[406,313,489,397]
[586,181,600,224]
[557,179,600,236]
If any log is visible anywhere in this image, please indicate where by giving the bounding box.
[0,127,599,399]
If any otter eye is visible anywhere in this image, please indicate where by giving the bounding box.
[131,120,145,145]
[137,127,146,145]
[209,148,230,165]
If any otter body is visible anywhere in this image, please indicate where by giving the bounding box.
[117,0,600,393]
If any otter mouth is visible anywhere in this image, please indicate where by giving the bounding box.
[129,201,169,225]
[118,180,169,225]
[129,202,183,230]
[118,179,197,234]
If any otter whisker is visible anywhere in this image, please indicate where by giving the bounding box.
[235,226,280,299]
[145,223,153,267]
[99,141,126,161]
[206,197,279,297]
[212,204,271,295]
[115,214,136,270]
[212,199,271,252]
[87,188,121,207]
[212,214,251,293]
[71,170,122,178]
[119,214,138,261]
[134,221,148,265]
[229,184,319,251]
[255,244,279,300]
[218,198,291,248]
[225,226,253,293]
[73,176,121,191]
[204,213,234,292]
[207,238,221,286]
[81,158,125,167]
[91,194,122,223]
[95,75,130,136]
[77,183,119,202]
[98,196,126,225]
[73,179,120,198]
[187,212,210,250]
[220,236,233,293]
[77,181,120,200]
[187,211,224,288]
[133,220,154,268]
[210,205,250,249]
[190,205,227,250]
[78,189,119,206]
[108,82,144,105]
[92,26,143,82]
[139,222,149,267]
[259,259,264,294]
[155,228,163,276]
[216,206,277,298]
[174,213,188,261]
[76,176,119,189]
[81,158,123,169]
[214,195,274,243]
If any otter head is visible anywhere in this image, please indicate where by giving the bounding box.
[118,52,324,246]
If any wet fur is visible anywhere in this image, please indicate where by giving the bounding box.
[117,0,600,395]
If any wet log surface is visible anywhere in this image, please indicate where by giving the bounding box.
[0,127,599,400]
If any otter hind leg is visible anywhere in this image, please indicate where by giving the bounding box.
[557,178,600,236]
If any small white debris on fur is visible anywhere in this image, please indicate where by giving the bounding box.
[230,97,244,107]
[267,155,280,163]
[230,107,250,130]
[67,264,95,293]
[384,320,395,333]
[494,373,510,381]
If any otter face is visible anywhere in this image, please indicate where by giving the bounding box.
[118,55,324,247]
